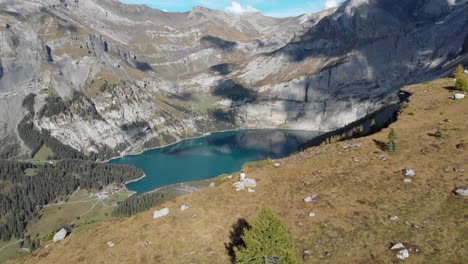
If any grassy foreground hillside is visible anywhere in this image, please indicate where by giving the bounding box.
[13,79,467,263]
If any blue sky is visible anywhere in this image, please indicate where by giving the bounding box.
[119,0,342,17]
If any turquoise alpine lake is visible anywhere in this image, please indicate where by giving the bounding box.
[109,130,321,195]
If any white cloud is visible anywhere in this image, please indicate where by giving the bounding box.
[325,0,339,9]
[226,1,258,15]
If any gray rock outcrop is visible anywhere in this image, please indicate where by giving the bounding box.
[0,0,466,159]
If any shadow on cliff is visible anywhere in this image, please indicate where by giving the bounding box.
[201,35,237,52]
[212,79,258,102]
[210,63,235,76]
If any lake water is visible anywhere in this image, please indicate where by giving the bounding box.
[109,129,321,195]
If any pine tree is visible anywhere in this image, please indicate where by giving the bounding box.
[385,128,398,152]
[234,209,299,264]
[454,64,468,91]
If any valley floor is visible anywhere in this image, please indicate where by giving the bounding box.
[12,79,468,263]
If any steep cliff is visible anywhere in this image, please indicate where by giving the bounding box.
[0,0,466,159]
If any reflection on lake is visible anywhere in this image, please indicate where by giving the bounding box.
[109,129,321,195]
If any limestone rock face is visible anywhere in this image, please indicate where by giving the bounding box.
[0,0,467,158]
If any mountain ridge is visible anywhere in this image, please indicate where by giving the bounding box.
[0,0,466,160]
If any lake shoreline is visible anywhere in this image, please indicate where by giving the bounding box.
[103,127,322,163]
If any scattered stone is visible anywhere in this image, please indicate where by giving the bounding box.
[233,178,257,191]
[453,168,465,172]
[274,162,281,168]
[452,93,466,100]
[404,178,412,183]
[404,169,416,177]
[192,214,197,218]
[453,187,468,196]
[353,157,360,163]
[153,208,170,219]
[404,221,412,226]
[209,182,215,188]
[390,243,405,250]
[377,154,387,161]
[309,212,316,218]
[342,145,350,149]
[396,249,410,260]
[411,223,423,229]
[180,205,189,211]
[352,143,362,147]
[304,194,319,203]
[248,188,255,193]
[324,252,332,257]
[243,178,257,187]
[144,241,153,247]
[456,143,466,150]
[389,215,399,221]
[53,228,68,242]
[107,241,115,248]
[303,250,312,259]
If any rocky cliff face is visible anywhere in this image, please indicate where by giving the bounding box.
[0,0,467,159]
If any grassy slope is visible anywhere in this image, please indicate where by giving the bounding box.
[32,145,53,161]
[13,79,468,263]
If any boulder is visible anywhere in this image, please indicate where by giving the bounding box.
[180,205,189,211]
[389,215,398,221]
[233,181,246,191]
[53,228,68,242]
[304,194,319,203]
[248,188,255,193]
[453,187,468,196]
[153,208,170,219]
[243,178,257,188]
[377,154,387,161]
[107,241,115,248]
[274,162,281,168]
[309,212,316,217]
[390,243,405,250]
[452,93,465,100]
[396,249,410,260]
[404,178,412,183]
[209,182,215,188]
[404,169,416,177]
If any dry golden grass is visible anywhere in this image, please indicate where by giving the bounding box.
[12,79,468,263]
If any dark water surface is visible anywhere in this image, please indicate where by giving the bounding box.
[109,130,321,195]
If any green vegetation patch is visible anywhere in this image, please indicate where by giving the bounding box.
[193,95,219,115]
[33,145,54,161]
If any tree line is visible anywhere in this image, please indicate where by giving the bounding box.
[112,190,174,217]
[0,160,143,241]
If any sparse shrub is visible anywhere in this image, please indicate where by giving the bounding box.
[385,128,398,152]
[435,130,446,139]
[234,208,299,264]
[454,64,468,91]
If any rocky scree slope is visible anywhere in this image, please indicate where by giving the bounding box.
[0,0,466,159]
